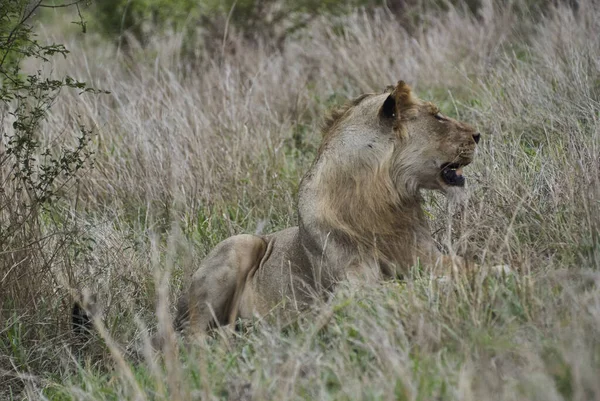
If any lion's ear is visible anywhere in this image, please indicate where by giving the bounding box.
[380,93,396,118]
[380,80,416,119]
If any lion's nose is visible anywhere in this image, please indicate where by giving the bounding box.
[472,133,481,144]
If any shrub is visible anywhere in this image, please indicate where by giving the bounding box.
[0,0,103,383]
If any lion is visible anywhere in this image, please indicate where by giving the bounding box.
[174,80,485,338]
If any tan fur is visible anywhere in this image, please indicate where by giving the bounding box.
[176,81,482,338]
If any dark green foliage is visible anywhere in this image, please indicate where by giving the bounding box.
[90,0,383,53]
[87,0,581,60]
[1,1,104,205]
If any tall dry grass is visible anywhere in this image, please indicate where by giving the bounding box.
[1,0,599,400]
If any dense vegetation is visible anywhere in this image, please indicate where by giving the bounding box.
[1,0,598,400]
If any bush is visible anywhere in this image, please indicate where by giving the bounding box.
[0,0,103,384]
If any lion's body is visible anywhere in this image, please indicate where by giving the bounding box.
[175,81,481,337]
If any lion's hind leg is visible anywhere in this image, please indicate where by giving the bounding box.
[176,234,267,339]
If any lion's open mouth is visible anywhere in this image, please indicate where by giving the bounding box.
[440,162,467,187]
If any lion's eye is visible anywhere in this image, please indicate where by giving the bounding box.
[434,113,445,121]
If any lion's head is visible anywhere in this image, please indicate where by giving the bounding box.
[385,82,480,193]
[318,81,480,197]
[301,81,480,242]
